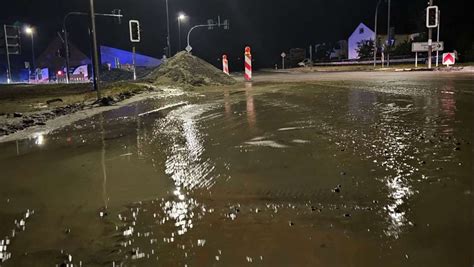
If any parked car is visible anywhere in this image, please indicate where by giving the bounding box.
[298,59,313,67]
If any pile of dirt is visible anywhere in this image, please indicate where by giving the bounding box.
[100,67,154,83]
[146,51,236,87]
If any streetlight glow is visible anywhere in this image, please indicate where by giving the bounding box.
[24,26,34,35]
[177,12,187,52]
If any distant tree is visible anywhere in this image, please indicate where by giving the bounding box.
[314,43,332,60]
[356,40,375,59]
[392,40,412,56]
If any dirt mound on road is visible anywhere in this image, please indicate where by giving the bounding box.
[146,51,236,87]
[100,67,154,82]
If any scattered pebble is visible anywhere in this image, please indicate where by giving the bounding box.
[197,239,206,247]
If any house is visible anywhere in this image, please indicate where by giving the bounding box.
[36,37,91,77]
[348,22,375,60]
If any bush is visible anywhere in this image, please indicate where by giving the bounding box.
[357,40,375,59]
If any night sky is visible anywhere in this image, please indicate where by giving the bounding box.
[1,0,472,69]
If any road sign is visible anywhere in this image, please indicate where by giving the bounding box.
[281,52,286,70]
[426,6,439,28]
[185,45,192,53]
[129,20,140,43]
[442,53,455,66]
[412,42,444,52]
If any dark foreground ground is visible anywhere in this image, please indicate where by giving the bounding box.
[0,72,473,266]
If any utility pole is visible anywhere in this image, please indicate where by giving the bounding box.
[89,0,100,96]
[386,0,391,67]
[373,0,382,67]
[63,11,123,85]
[436,9,440,67]
[165,0,171,57]
[428,0,434,69]
[3,25,12,83]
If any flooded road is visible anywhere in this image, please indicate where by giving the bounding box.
[0,73,473,266]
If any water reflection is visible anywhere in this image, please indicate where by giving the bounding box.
[114,103,219,263]
[377,103,418,238]
[245,83,257,129]
[139,104,217,238]
[160,104,216,190]
[224,90,232,118]
[34,133,45,146]
[100,114,109,211]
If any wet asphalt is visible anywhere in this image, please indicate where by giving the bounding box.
[0,72,473,266]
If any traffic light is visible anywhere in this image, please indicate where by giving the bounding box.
[223,20,230,30]
[2,25,21,55]
[112,9,122,24]
[426,6,439,28]
[129,20,140,43]
[207,19,215,30]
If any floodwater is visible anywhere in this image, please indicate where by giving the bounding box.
[0,73,473,266]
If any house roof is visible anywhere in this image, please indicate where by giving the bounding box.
[36,37,91,71]
[349,22,375,39]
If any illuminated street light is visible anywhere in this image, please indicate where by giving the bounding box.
[24,26,34,35]
[24,25,36,73]
[177,12,187,52]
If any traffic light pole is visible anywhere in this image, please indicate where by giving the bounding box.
[373,0,382,67]
[428,0,434,69]
[3,25,12,83]
[386,0,391,67]
[89,0,100,96]
[186,17,230,52]
[165,0,171,57]
[63,11,123,85]
[436,10,440,67]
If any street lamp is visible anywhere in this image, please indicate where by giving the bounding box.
[373,0,382,67]
[177,12,187,52]
[24,26,36,71]
[386,0,391,67]
[165,0,171,57]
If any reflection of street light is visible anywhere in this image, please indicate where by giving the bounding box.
[177,12,187,52]
[24,26,36,70]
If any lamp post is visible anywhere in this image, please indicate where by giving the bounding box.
[89,0,100,96]
[165,0,171,57]
[24,26,36,71]
[386,0,391,67]
[373,0,382,67]
[177,13,186,52]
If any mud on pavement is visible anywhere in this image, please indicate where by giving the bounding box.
[0,73,473,266]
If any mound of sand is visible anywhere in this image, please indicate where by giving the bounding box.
[100,67,154,82]
[146,52,236,87]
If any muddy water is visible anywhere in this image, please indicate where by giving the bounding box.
[0,74,473,266]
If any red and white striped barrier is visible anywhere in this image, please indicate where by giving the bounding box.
[222,54,230,75]
[244,46,252,81]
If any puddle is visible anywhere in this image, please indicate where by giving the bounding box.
[0,75,473,266]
